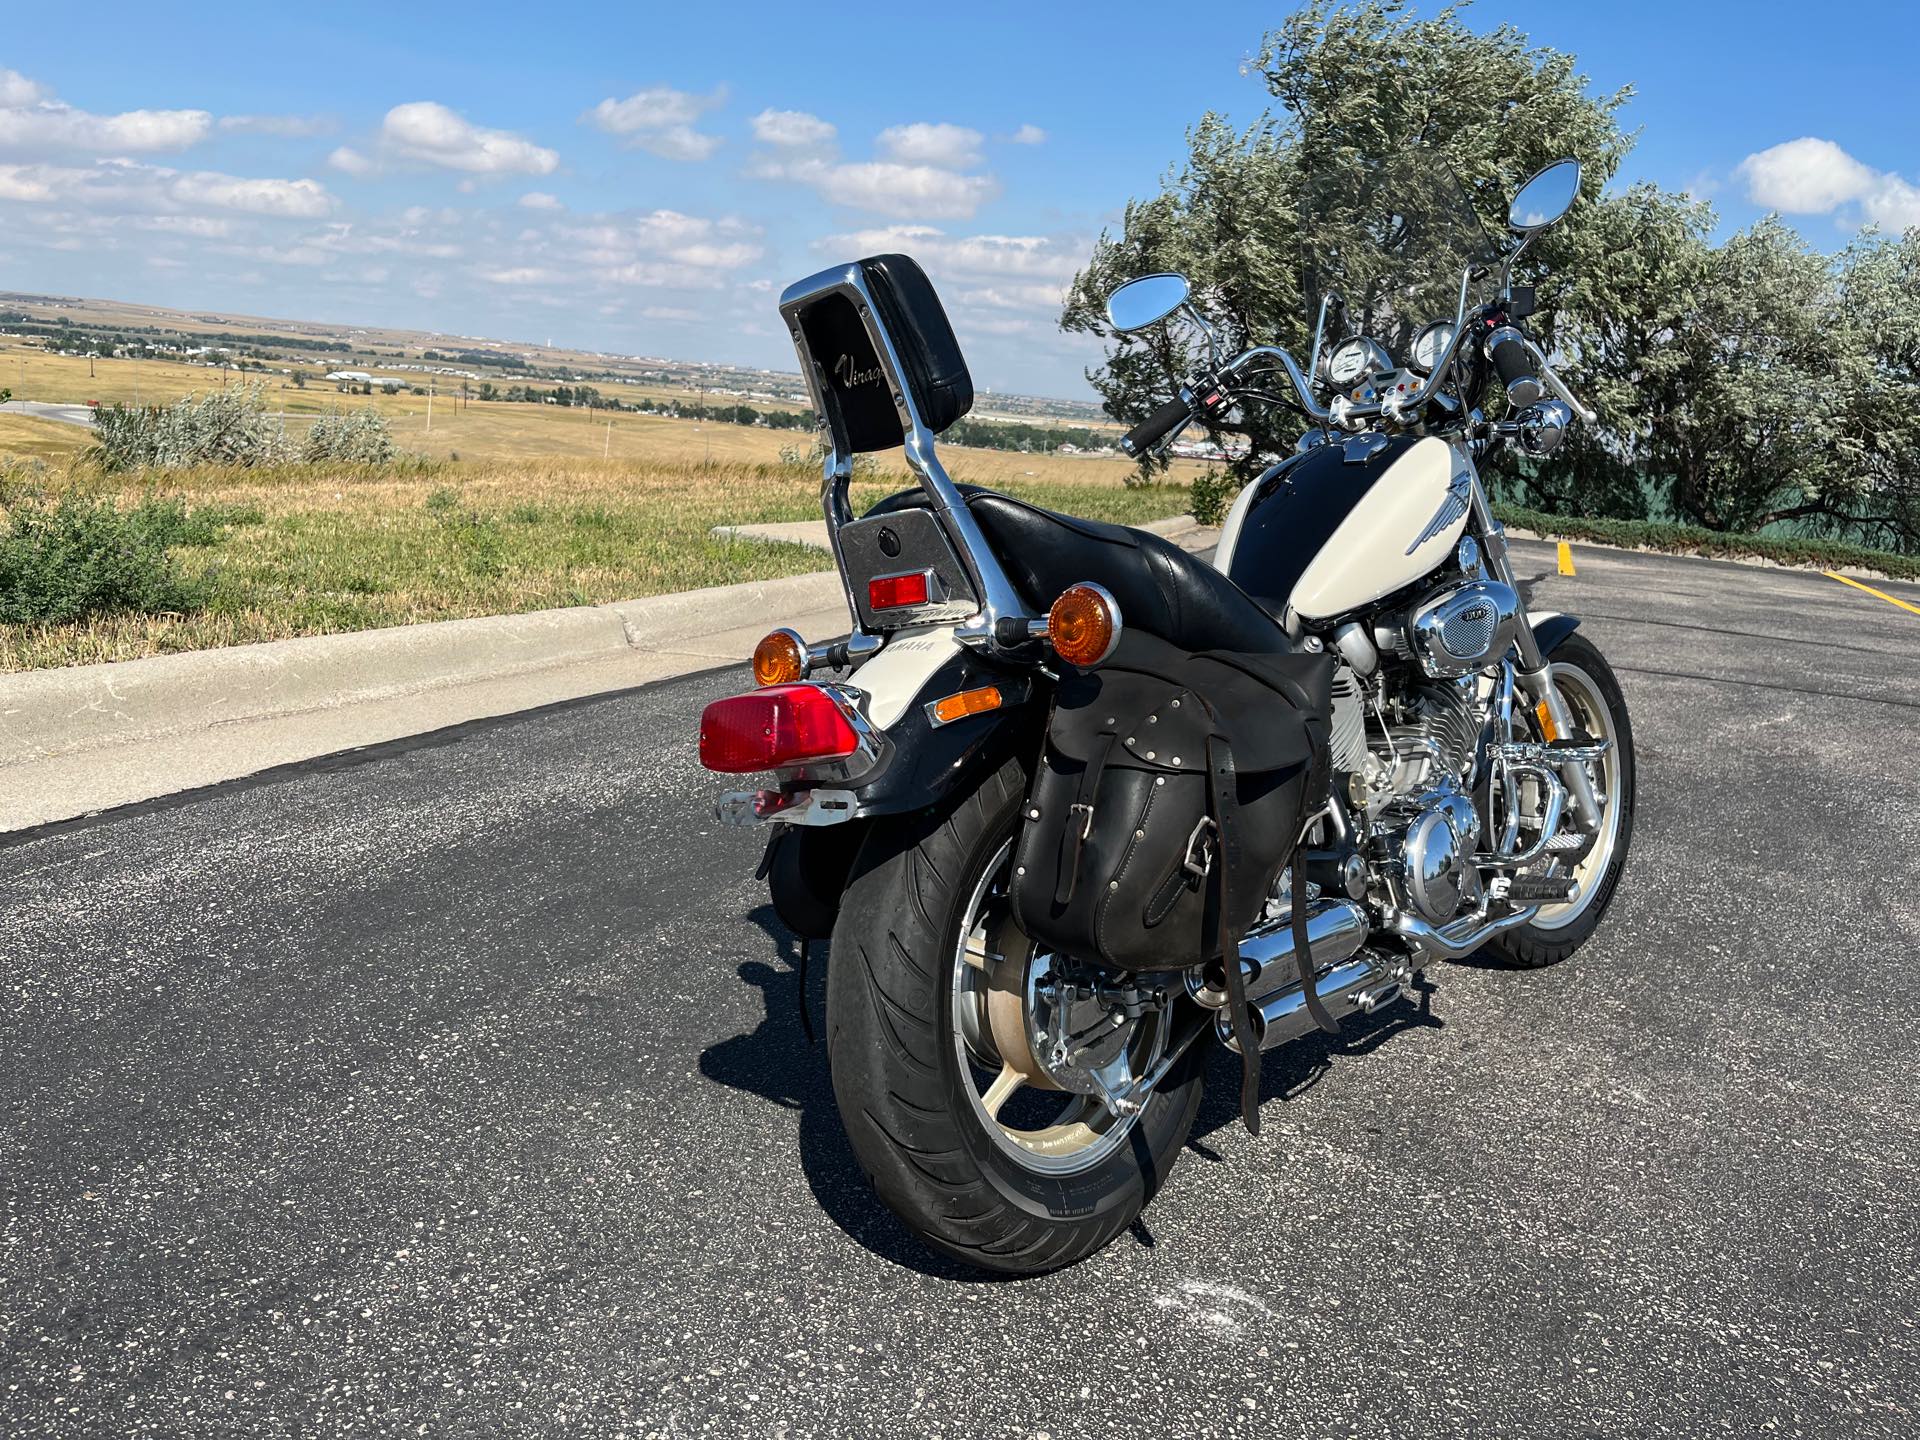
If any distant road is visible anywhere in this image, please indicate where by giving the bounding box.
[0,399,94,427]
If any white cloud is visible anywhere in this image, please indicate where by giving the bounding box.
[1738,138,1876,213]
[327,145,375,176]
[751,108,836,150]
[170,172,334,217]
[1737,137,1920,230]
[0,158,334,216]
[585,86,724,161]
[1009,124,1046,146]
[219,113,335,138]
[0,69,48,107]
[876,122,983,171]
[375,101,558,175]
[749,118,1002,220]
[519,190,563,211]
[0,91,211,155]
[817,225,1084,280]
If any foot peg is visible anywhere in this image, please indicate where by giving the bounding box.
[1505,874,1578,902]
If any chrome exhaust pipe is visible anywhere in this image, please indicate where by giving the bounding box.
[1184,898,1370,1009]
[1214,949,1400,1054]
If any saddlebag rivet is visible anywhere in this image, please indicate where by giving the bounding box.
[1109,881,1119,891]
[1028,808,1040,819]
[1125,736,1135,745]
[1135,829,1146,840]
[1172,756,1182,766]
[1155,777,1165,786]
[1148,715,1158,724]
[1146,751,1156,760]
[1016,866,1026,876]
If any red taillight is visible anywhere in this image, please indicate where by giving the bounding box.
[699,684,860,773]
[867,571,931,610]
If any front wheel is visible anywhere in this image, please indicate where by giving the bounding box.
[1492,631,1637,968]
[825,757,1204,1275]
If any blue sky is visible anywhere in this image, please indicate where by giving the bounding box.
[3,1,1915,399]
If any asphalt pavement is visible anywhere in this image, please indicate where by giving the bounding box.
[4,540,1918,1438]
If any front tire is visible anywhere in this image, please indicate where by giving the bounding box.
[1492,631,1637,968]
[825,757,1203,1274]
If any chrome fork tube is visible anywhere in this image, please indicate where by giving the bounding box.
[1467,470,1603,831]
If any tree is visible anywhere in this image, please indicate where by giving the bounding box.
[1064,0,1642,484]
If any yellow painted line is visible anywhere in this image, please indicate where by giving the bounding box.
[1557,541,1576,576]
[1823,570,1920,617]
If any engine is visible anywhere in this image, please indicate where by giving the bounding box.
[1331,666,1490,925]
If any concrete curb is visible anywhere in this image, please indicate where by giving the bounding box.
[710,512,1201,551]
[0,570,847,770]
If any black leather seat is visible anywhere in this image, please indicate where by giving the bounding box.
[867,486,1290,654]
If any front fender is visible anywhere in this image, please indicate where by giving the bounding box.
[1529,610,1581,656]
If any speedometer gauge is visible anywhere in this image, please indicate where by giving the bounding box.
[1325,336,1392,388]
[1408,320,1457,377]
[1413,320,1451,378]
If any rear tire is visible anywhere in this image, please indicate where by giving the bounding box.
[1491,632,1636,969]
[826,757,1204,1275]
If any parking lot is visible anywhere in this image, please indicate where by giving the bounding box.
[4,539,1918,1438]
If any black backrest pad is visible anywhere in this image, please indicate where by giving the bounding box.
[793,255,973,453]
[861,254,973,436]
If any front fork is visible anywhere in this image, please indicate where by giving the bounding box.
[1467,469,1605,833]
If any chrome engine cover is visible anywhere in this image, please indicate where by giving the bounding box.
[1410,580,1520,678]
[1391,785,1482,923]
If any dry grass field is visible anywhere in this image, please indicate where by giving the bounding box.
[0,339,1204,671]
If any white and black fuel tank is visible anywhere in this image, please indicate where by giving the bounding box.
[1214,434,1474,624]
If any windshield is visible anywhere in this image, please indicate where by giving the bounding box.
[1297,146,1502,366]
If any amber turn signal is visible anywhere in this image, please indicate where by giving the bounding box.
[929,685,1004,726]
[1047,582,1122,668]
[752,628,807,687]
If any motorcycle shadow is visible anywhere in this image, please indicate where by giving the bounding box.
[697,906,996,1279]
[1184,974,1445,1155]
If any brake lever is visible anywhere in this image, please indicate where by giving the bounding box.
[1517,335,1595,424]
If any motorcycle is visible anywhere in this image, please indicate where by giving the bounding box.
[698,156,1634,1274]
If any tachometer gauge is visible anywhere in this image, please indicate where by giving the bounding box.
[1325,336,1392,388]
[1408,320,1457,377]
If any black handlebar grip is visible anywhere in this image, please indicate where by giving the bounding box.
[1486,325,1542,406]
[1120,395,1193,458]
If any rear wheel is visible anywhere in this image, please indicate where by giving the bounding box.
[1492,632,1636,968]
[826,758,1204,1274]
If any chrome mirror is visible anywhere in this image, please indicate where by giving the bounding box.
[1508,159,1581,232]
[1105,273,1191,333]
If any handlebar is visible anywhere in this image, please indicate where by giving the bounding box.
[1119,394,1196,457]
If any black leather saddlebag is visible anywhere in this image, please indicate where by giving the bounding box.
[1009,631,1334,1131]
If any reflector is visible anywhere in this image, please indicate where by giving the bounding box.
[868,571,931,610]
[928,685,1003,726]
[699,685,860,773]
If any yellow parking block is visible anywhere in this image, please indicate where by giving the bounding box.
[1557,541,1576,576]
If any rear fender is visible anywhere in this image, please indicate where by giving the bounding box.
[742,625,1045,936]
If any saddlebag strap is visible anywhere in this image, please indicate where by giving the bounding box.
[1206,733,1262,1136]
[1055,731,1115,906]
[796,937,816,1044]
[1293,844,1339,1036]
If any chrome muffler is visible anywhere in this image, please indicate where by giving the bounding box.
[1184,898,1370,1009]
[1213,947,1403,1054]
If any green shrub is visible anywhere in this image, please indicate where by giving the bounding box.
[0,493,205,623]
[302,406,396,464]
[1495,505,1920,580]
[1189,469,1236,527]
[91,384,295,472]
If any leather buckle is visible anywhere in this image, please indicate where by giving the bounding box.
[1068,802,1095,840]
[1183,816,1217,879]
